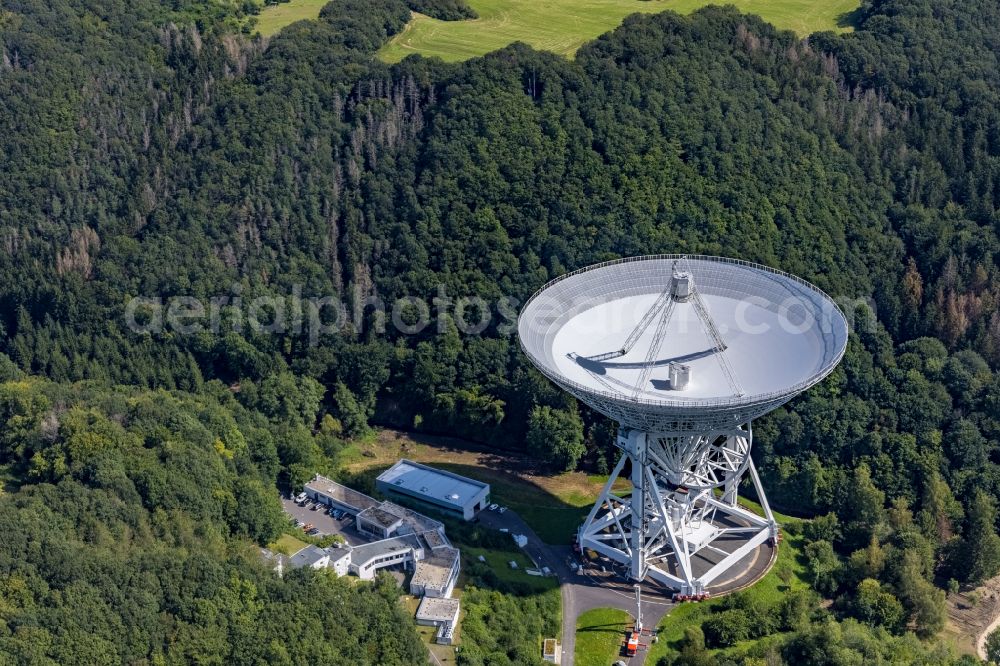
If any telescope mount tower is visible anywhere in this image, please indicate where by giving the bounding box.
[576,263,776,595]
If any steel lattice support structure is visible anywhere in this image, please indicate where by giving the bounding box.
[579,425,776,594]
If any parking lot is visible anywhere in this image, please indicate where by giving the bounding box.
[280,497,369,547]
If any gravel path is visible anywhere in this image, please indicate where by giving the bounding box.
[977,608,1000,660]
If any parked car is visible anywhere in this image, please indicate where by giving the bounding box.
[302,523,314,532]
[307,528,321,536]
[295,492,308,504]
[310,502,321,511]
[498,506,507,514]
[489,503,499,511]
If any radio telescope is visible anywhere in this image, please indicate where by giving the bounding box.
[518,256,848,594]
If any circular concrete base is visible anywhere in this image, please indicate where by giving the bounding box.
[703,537,777,597]
[582,524,778,600]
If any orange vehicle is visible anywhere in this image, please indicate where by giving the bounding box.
[625,631,639,657]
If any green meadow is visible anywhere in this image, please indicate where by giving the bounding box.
[575,607,633,666]
[255,0,331,36]
[258,0,859,58]
[381,0,858,62]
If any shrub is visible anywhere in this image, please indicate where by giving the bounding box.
[702,609,753,648]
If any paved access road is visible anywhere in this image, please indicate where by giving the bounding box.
[478,508,674,665]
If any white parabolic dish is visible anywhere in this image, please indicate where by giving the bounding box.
[518,256,849,430]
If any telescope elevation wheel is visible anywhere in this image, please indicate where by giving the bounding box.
[649,428,751,490]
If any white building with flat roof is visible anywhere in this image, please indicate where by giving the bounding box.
[416,597,461,645]
[288,545,330,570]
[304,474,379,515]
[377,459,490,520]
[349,535,424,580]
[289,475,461,592]
[411,546,460,598]
[284,544,352,576]
[356,505,405,539]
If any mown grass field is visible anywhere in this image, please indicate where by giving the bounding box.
[462,545,560,592]
[575,607,632,666]
[382,0,860,62]
[259,0,859,52]
[255,0,330,36]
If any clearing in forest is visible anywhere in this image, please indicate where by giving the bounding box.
[257,0,859,58]
[943,578,1000,659]
[255,0,330,36]
[381,0,859,62]
[341,428,629,544]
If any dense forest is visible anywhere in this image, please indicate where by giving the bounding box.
[1,0,1000,662]
[0,363,425,663]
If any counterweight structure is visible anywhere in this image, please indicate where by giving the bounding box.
[518,256,848,594]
